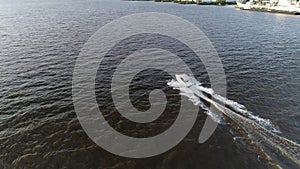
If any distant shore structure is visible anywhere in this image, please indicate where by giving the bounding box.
[151,0,236,5]
[236,0,300,14]
[128,0,300,12]
[180,0,236,3]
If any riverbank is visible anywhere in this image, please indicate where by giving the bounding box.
[127,0,237,6]
[236,2,300,15]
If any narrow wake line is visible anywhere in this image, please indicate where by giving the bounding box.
[168,74,300,167]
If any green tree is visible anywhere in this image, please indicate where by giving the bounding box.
[216,0,226,5]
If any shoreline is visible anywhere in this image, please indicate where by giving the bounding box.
[236,2,300,15]
[126,0,237,6]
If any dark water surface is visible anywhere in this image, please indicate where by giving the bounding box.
[0,0,300,168]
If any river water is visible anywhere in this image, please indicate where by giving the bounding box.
[0,0,299,168]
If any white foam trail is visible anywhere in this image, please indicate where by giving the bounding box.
[167,78,222,123]
[168,74,280,134]
[168,74,300,167]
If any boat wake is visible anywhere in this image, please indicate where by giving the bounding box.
[168,74,300,167]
